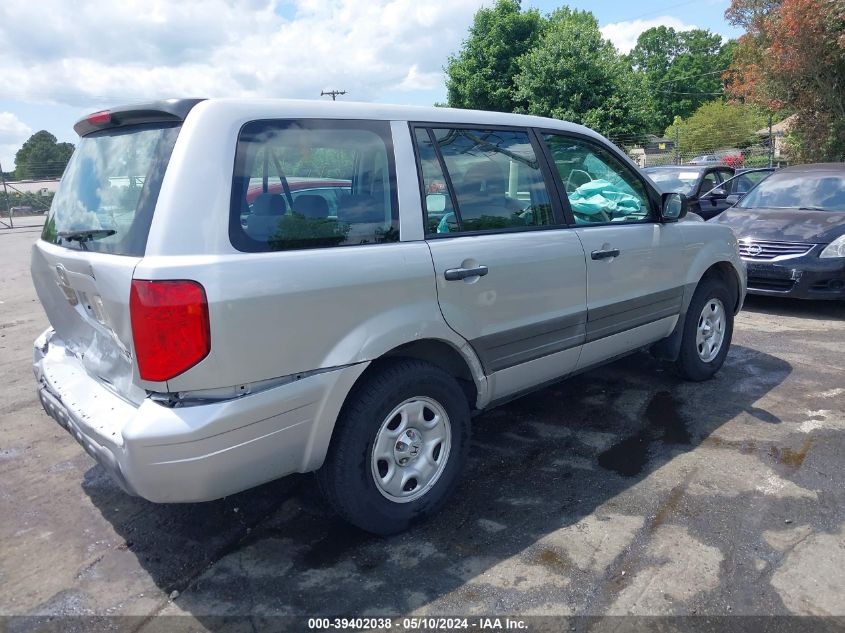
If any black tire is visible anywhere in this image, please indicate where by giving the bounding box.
[316,359,471,535]
[675,276,735,381]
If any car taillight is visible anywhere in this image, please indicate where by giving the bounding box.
[87,110,112,125]
[130,280,210,382]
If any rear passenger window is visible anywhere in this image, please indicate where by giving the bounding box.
[415,127,554,234]
[230,120,398,252]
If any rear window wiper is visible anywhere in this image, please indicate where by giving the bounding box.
[57,229,116,242]
[798,206,828,212]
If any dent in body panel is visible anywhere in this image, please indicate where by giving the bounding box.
[30,242,155,404]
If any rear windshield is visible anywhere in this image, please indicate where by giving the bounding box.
[230,119,398,252]
[738,171,845,211]
[42,124,180,256]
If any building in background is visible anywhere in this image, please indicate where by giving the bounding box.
[4,179,61,196]
[757,114,797,162]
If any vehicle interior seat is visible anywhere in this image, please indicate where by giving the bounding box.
[294,194,330,219]
[456,161,523,224]
[246,193,287,241]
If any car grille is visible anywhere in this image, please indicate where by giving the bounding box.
[738,239,814,261]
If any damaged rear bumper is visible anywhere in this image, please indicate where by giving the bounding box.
[33,328,367,502]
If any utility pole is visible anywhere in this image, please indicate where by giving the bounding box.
[321,90,347,101]
[0,159,12,229]
[674,126,680,165]
[671,115,681,166]
[768,113,774,168]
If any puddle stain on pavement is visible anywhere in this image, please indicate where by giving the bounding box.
[597,391,690,477]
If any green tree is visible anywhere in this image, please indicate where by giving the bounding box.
[628,26,735,131]
[445,0,544,112]
[514,8,655,143]
[14,131,74,180]
[664,100,767,156]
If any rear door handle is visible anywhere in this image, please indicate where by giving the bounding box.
[444,265,489,281]
[591,248,620,260]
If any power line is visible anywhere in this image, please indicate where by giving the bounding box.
[653,68,731,84]
[657,90,726,96]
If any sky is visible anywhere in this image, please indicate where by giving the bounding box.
[0,0,742,173]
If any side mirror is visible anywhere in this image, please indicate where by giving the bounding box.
[706,187,728,199]
[725,193,743,206]
[661,192,688,222]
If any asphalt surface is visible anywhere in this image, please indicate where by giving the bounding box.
[1,217,844,630]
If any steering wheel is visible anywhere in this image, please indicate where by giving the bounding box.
[566,169,593,194]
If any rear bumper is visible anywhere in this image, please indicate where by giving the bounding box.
[33,329,367,502]
[744,255,845,300]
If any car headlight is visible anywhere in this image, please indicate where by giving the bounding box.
[820,234,845,258]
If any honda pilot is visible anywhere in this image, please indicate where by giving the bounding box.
[32,99,746,534]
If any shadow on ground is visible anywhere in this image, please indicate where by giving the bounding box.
[741,294,845,321]
[68,340,800,623]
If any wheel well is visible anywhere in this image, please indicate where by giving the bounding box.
[343,340,478,409]
[320,340,478,473]
[383,340,477,406]
[700,261,741,313]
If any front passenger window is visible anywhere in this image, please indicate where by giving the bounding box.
[543,135,652,225]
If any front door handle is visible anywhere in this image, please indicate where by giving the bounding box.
[444,265,489,281]
[591,248,620,260]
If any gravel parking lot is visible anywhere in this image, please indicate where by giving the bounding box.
[1,218,844,630]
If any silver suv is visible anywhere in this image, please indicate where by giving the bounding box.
[31,99,746,534]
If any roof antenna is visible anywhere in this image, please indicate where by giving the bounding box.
[320,90,347,101]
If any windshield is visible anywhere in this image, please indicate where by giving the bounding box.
[738,171,845,211]
[42,124,180,256]
[644,169,700,196]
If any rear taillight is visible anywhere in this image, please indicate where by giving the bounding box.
[130,280,210,382]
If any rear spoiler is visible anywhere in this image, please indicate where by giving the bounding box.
[73,98,206,137]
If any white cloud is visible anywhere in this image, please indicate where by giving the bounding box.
[0,0,486,109]
[396,65,444,92]
[0,112,32,172]
[600,16,697,54]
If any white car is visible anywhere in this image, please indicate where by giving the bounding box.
[32,99,746,534]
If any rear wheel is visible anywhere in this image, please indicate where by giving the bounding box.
[675,277,734,381]
[317,359,471,535]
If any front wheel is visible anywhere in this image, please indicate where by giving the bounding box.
[316,359,471,535]
[675,277,734,381]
